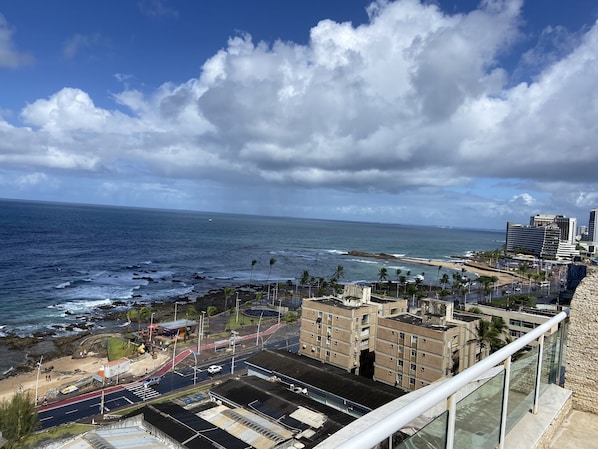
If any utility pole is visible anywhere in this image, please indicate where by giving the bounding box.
[34,355,43,406]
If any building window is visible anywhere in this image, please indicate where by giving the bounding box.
[510,319,521,327]
[411,335,418,344]
[410,363,416,371]
[316,335,321,342]
[411,349,416,357]
[326,350,330,356]
[398,360,403,367]
[410,377,415,385]
[399,332,405,339]
[398,374,403,382]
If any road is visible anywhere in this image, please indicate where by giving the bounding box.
[38,333,299,429]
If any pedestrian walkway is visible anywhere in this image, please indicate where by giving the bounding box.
[125,382,161,401]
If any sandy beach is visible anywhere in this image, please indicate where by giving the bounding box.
[397,257,521,285]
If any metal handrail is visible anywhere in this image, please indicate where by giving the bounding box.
[315,308,570,449]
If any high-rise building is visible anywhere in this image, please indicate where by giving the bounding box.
[505,222,561,259]
[529,214,577,244]
[589,209,598,243]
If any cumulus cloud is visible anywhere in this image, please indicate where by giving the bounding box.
[1,0,597,227]
[0,14,33,68]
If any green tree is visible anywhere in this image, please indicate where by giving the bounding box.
[300,270,310,287]
[267,258,277,283]
[250,259,257,283]
[138,306,151,331]
[0,392,39,448]
[378,267,388,283]
[333,265,344,281]
[224,286,235,311]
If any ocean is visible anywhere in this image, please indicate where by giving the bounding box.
[0,199,504,371]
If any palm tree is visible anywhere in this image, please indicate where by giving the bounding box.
[250,259,257,283]
[333,265,344,281]
[395,269,402,297]
[224,286,235,311]
[138,306,151,332]
[301,270,310,287]
[267,258,276,283]
[378,267,388,282]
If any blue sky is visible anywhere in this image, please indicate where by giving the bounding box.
[1,0,597,230]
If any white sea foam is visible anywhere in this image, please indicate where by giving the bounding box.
[55,281,71,289]
[349,258,379,265]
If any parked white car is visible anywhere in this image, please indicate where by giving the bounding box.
[207,365,222,375]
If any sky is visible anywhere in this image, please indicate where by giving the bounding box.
[0,0,597,230]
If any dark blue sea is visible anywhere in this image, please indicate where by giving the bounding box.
[0,199,504,370]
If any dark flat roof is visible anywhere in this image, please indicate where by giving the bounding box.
[246,350,405,409]
[389,313,457,330]
[210,377,353,448]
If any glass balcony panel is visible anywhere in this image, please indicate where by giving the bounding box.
[394,410,447,449]
[505,345,539,433]
[454,369,504,449]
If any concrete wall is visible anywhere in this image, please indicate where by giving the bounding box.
[565,267,598,414]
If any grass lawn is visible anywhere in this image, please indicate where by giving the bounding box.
[106,336,138,361]
[25,423,94,447]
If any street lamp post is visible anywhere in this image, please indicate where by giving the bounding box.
[149,312,156,342]
[278,298,282,325]
[34,355,43,406]
[256,311,263,346]
[231,330,238,374]
[171,330,180,372]
[192,351,198,385]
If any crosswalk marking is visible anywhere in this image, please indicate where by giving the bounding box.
[126,383,161,400]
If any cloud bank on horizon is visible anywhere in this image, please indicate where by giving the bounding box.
[0,0,597,229]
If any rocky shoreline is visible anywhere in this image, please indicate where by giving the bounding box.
[0,284,264,378]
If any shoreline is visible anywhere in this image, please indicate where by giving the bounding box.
[396,257,522,285]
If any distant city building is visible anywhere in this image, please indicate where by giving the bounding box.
[505,222,561,259]
[506,213,580,260]
[589,209,598,243]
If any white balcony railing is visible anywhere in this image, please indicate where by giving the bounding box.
[315,308,569,449]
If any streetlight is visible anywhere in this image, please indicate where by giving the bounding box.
[256,311,264,346]
[34,355,43,406]
[192,351,199,385]
[171,329,180,372]
[174,301,180,321]
[278,298,282,325]
[149,312,156,342]
[230,330,238,374]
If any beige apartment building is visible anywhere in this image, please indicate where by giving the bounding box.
[299,284,408,374]
[464,303,553,339]
[374,299,484,391]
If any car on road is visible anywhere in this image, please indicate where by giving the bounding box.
[207,365,222,375]
[142,376,161,388]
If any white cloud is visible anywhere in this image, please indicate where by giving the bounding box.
[1,1,597,227]
[0,14,33,68]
